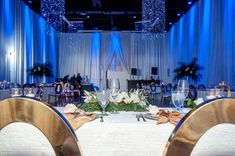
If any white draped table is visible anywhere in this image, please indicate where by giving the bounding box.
[0,107,235,156]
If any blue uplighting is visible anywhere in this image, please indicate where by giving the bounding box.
[3,0,14,39]
[24,6,33,83]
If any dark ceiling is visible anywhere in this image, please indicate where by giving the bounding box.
[22,0,199,32]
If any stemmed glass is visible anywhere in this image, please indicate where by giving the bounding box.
[109,78,120,100]
[171,90,186,113]
[97,90,110,116]
[177,80,189,98]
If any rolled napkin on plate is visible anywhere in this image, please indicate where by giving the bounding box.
[157,110,182,125]
[63,104,96,130]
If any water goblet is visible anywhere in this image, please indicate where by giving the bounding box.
[171,90,186,113]
[177,80,189,98]
[109,78,120,100]
[109,78,120,94]
[97,90,110,116]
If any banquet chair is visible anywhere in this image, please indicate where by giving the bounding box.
[0,98,82,156]
[161,84,172,106]
[188,85,198,100]
[163,98,235,156]
[197,84,206,91]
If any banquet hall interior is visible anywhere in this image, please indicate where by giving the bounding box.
[0,0,235,155]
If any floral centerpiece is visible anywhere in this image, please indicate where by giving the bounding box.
[80,90,148,112]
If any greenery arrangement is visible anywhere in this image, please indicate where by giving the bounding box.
[28,62,53,78]
[187,98,197,108]
[79,90,148,112]
[173,57,204,82]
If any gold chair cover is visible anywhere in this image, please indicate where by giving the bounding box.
[163,98,235,156]
[0,98,82,156]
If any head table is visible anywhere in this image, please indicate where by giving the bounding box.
[0,107,235,156]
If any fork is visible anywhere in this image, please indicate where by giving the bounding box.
[139,114,146,122]
[136,114,140,121]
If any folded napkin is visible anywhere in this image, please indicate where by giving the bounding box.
[63,104,96,130]
[156,110,182,125]
[148,105,159,115]
[194,98,204,105]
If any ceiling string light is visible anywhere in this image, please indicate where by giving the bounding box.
[142,0,165,33]
[41,0,65,32]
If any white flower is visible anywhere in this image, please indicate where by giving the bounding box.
[83,90,97,103]
[109,95,116,103]
[194,98,204,105]
[120,91,129,98]
[115,93,124,103]
[148,105,159,114]
[64,104,77,113]
[124,97,132,104]
[130,93,140,103]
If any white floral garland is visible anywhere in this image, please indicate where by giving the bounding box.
[83,90,148,107]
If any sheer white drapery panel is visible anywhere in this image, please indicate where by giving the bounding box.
[59,32,169,89]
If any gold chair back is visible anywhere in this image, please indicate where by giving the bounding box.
[0,98,82,156]
[163,98,235,156]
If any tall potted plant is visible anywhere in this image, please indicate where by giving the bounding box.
[173,57,204,83]
[28,62,53,83]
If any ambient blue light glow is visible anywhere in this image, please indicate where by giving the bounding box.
[24,6,33,83]
[90,32,101,78]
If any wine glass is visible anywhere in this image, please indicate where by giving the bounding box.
[97,90,110,116]
[109,78,120,99]
[109,78,120,93]
[171,90,186,113]
[177,80,189,98]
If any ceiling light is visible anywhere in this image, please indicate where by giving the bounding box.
[80,12,86,16]
[87,15,90,18]
[133,16,136,19]
[177,13,181,16]
[188,1,193,5]
[169,22,172,25]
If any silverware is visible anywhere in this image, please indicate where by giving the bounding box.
[100,115,104,122]
[136,114,140,121]
[142,115,146,122]
[139,114,146,122]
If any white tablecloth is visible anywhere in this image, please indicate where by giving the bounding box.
[0,108,235,156]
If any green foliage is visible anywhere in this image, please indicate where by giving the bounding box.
[187,98,196,108]
[79,102,147,112]
[174,57,204,82]
[28,62,53,78]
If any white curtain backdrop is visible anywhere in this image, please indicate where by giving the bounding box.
[59,32,169,89]
[59,0,235,90]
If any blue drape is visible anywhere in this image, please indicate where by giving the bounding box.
[0,0,57,84]
[168,0,235,88]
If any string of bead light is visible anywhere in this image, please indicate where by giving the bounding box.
[142,0,165,33]
[41,0,65,32]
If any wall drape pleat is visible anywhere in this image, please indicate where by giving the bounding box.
[59,32,168,89]
[0,0,57,84]
[168,0,235,88]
